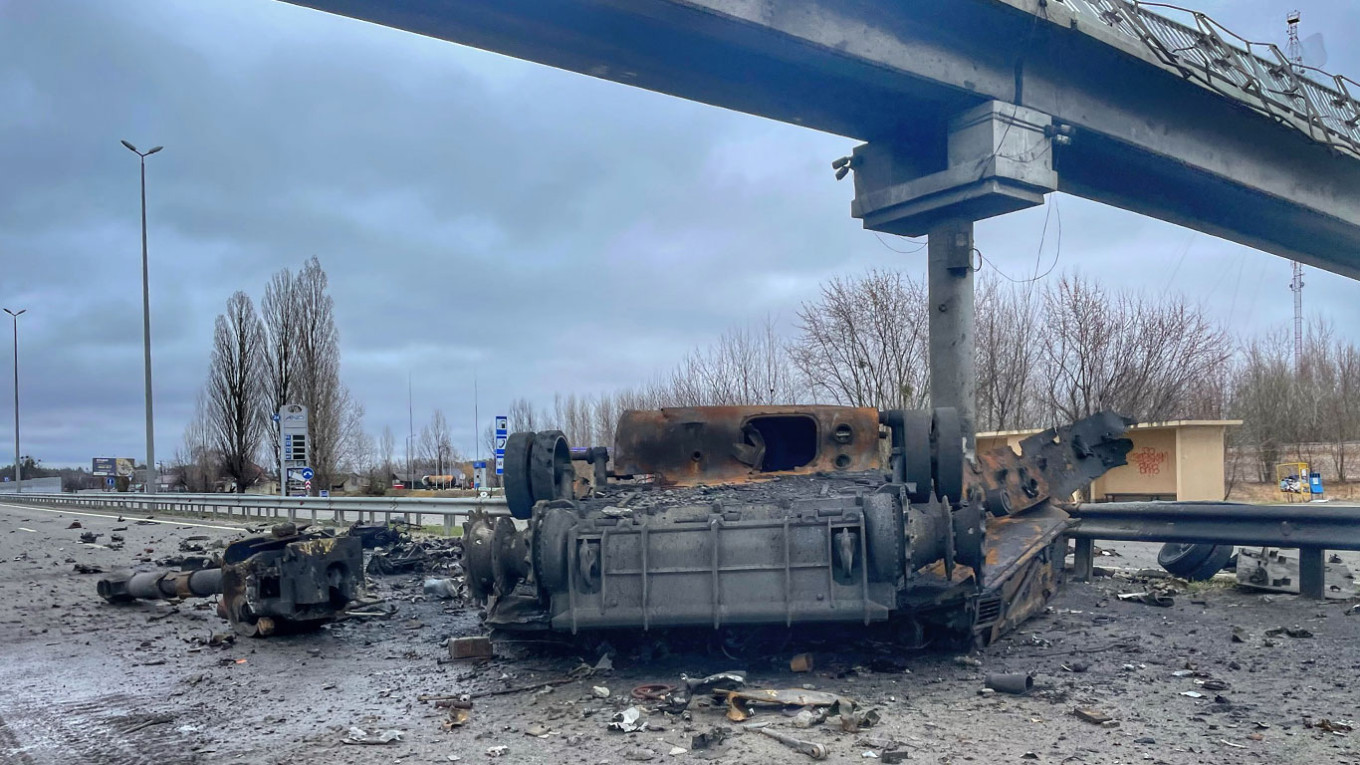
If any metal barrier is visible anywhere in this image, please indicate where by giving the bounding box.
[1067,501,1360,599]
[0,492,509,536]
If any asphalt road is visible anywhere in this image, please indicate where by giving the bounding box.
[2,499,1358,765]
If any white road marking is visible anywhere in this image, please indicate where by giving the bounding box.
[0,501,243,532]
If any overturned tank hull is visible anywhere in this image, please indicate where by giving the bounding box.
[466,407,1133,646]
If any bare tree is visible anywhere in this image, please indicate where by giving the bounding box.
[507,397,538,433]
[206,292,267,493]
[379,425,396,484]
[789,269,930,410]
[420,409,457,480]
[261,267,299,482]
[975,278,1041,431]
[1229,331,1296,482]
[293,257,345,493]
[177,390,218,493]
[1037,275,1232,425]
[666,317,800,406]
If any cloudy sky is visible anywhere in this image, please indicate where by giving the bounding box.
[2,0,1358,468]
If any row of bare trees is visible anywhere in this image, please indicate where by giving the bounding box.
[1231,322,1360,483]
[174,257,365,493]
[502,270,1235,448]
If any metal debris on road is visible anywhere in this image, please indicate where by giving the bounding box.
[608,706,648,733]
[1073,708,1114,725]
[1116,591,1174,607]
[449,636,494,660]
[984,673,1033,695]
[342,727,403,745]
[757,726,829,760]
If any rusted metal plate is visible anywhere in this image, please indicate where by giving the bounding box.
[982,504,1070,591]
[969,412,1134,513]
[612,406,883,486]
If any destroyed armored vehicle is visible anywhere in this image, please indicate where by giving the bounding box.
[465,406,1133,646]
[98,523,363,637]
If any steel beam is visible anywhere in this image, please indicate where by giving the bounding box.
[1068,502,1360,551]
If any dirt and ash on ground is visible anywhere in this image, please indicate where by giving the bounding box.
[1,500,1357,765]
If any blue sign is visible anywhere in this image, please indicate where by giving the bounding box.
[106,477,115,487]
[300,467,314,480]
[473,460,486,469]
[2,476,8,482]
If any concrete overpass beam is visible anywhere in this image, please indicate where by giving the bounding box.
[851,101,1058,236]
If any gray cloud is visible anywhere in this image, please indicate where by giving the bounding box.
[1,0,1356,466]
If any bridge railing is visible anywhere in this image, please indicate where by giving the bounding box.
[0,492,509,535]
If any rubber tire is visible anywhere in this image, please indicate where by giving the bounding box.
[1157,543,1234,581]
[503,432,536,520]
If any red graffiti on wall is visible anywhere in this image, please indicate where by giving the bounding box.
[1132,447,1168,475]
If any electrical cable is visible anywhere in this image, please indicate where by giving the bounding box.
[977,196,1062,285]
[872,231,927,254]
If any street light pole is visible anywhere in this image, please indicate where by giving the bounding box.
[121,140,162,493]
[3,308,24,489]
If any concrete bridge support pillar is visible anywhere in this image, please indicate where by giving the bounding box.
[927,219,976,454]
[850,101,1058,454]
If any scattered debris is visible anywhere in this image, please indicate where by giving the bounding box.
[689,727,730,751]
[984,673,1033,695]
[1074,708,1114,725]
[1181,691,1205,699]
[716,688,854,724]
[486,745,508,757]
[791,653,815,672]
[757,726,828,760]
[342,727,403,745]
[1117,591,1174,607]
[449,636,494,660]
[953,655,983,668]
[79,532,101,544]
[72,563,103,574]
[609,707,648,733]
[1308,719,1353,734]
[592,686,611,698]
[424,578,459,599]
[67,521,82,529]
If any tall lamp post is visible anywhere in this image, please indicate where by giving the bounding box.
[121,140,162,493]
[3,308,23,489]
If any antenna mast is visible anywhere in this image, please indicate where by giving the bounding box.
[1287,10,1305,372]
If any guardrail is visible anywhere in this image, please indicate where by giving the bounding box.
[1067,501,1360,599]
[0,492,510,535]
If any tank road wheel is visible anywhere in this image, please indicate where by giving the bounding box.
[862,492,905,583]
[901,410,934,503]
[463,516,497,599]
[531,431,575,504]
[931,408,964,505]
[1157,543,1233,581]
[503,432,536,520]
[533,506,577,593]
